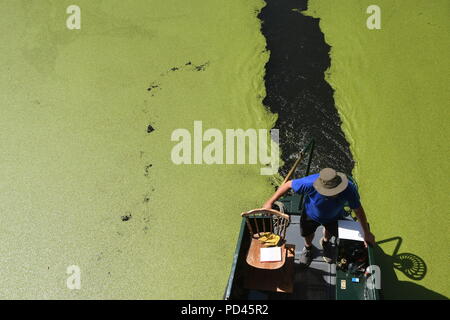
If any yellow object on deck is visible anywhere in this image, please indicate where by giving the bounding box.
[258,232,280,247]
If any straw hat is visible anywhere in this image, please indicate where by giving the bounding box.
[313,168,348,196]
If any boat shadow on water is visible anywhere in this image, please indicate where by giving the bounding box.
[374,236,447,300]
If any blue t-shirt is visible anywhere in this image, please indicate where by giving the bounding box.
[291,173,361,224]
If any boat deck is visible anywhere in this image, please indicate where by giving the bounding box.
[246,214,337,300]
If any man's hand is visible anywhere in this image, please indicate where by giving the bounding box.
[261,181,292,211]
[363,231,375,247]
[353,206,375,247]
[262,201,273,210]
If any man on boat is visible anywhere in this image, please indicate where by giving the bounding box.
[263,168,375,266]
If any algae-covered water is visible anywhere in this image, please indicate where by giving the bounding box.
[0,0,448,299]
[0,0,274,299]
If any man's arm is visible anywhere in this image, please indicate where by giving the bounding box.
[262,180,292,210]
[353,206,375,247]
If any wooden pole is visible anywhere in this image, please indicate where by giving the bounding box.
[282,151,306,185]
[281,139,314,185]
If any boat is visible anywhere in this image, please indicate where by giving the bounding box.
[224,140,381,300]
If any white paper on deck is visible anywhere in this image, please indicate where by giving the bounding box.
[260,247,282,262]
[338,220,365,241]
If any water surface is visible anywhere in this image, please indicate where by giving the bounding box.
[0,0,273,299]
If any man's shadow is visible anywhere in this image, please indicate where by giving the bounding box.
[375,237,447,299]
